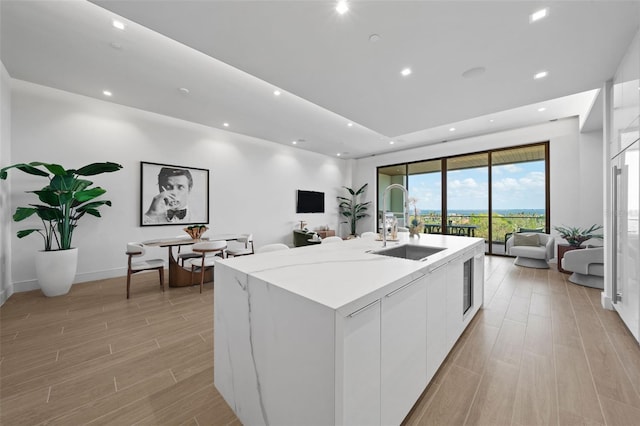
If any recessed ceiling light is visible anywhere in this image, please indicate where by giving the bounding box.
[337,153,342,157]
[273,90,281,96]
[530,8,548,23]
[112,20,125,30]
[292,140,297,145]
[102,90,112,97]
[223,122,229,127]
[178,87,190,95]
[489,119,495,123]
[534,71,548,80]
[538,107,546,112]
[449,127,456,132]
[369,34,381,43]
[389,141,395,145]
[347,122,353,127]
[401,68,412,77]
[336,1,349,15]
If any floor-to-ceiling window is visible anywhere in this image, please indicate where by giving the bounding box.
[377,164,407,229]
[377,142,549,255]
[407,160,442,230]
[490,144,548,254]
[446,152,489,242]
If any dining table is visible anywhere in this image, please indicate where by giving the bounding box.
[142,233,242,287]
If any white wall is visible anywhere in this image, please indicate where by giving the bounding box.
[1,62,12,304]
[354,117,603,258]
[7,80,350,293]
[579,130,605,234]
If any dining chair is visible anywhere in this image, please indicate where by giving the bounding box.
[256,243,290,253]
[175,235,201,266]
[185,240,227,293]
[226,234,255,257]
[125,242,166,299]
[321,236,343,244]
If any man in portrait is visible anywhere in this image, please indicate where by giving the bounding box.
[143,167,194,224]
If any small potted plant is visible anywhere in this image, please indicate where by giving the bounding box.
[1,161,122,296]
[337,183,372,237]
[553,224,603,247]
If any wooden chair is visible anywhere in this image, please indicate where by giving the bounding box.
[125,242,165,299]
[175,235,202,266]
[226,234,255,257]
[256,243,289,253]
[185,240,227,293]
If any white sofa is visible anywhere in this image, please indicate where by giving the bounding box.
[506,233,555,269]
[561,246,604,289]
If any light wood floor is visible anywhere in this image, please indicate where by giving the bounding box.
[1,256,639,425]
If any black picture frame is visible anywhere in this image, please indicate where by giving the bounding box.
[140,161,209,226]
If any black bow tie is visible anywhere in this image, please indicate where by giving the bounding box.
[167,209,187,220]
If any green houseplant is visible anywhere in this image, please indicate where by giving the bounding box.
[553,224,603,247]
[337,183,372,237]
[1,161,123,296]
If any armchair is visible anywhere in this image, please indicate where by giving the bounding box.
[561,246,604,289]
[293,229,317,247]
[506,233,555,269]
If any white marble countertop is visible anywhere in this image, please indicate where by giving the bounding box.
[218,234,483,314]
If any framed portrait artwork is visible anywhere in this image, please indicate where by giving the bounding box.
[140,161,209,226]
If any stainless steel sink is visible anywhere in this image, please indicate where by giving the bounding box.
[371,244,446,261]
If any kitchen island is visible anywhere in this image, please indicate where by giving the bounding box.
[214,234,484,426]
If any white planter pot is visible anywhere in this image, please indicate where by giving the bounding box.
[35,248,78,297]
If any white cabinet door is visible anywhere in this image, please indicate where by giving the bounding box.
[427,263,448,382]
[446,256,464,348]
[381,275,428,426]
[340,300,381,426]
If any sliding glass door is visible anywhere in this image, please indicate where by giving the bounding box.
[446,153,489,242]
[408,160,442,232]
[490,145,548,254]
[377,142,549,255]
[378,164,407,229]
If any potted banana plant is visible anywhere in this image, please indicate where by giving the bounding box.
[0,161,122,296]
[337,183,372,237]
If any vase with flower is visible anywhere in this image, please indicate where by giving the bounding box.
[408,197,423,238]
[184,224,209,240]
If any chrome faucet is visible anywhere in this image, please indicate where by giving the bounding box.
[382,184,409,247]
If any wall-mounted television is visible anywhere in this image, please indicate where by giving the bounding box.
[296,190,325,213]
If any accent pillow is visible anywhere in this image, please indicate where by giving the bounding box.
[513,233,540,247]
[519,227,544,233]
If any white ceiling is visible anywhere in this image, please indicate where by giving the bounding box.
[1,1,638,159]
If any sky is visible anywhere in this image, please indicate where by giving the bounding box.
[408,160,545,211]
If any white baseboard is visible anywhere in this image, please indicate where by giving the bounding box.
[12,280,41,293]
[601,292,614,310]
[0,285,14,306]
[11,267,128,295]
